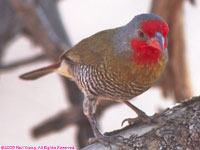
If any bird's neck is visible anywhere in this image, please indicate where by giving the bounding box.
[113,26,133,55]
[131,55,167,85]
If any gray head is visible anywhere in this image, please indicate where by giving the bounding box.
[114,13,169,65]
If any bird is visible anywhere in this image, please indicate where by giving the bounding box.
[20,13,169,146]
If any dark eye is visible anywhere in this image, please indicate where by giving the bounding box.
[138,30,145,38]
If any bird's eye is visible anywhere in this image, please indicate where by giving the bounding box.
[138,30,145,38]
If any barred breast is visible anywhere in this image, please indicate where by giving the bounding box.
[72,63,151,101]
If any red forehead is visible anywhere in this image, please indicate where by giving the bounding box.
[141,19,169,38]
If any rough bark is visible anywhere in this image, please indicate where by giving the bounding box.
[81,96,200,150]
[151,0,193,102]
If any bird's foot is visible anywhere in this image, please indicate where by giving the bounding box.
[121,112,165,126]
[121,112,153,126]
[88,134,125,147]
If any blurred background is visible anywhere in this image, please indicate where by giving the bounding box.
[0,0,200,149]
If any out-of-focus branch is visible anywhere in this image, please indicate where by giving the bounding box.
[32,101,116,138]
[81,96,200,150]
[151,0,193,102]
[0,0,22,66]
[33,106,82,138]
[189,0,195,5]
[0,54,47,71]
[9,0,66,60]
[32,97,116,147]
[6,0,89,148]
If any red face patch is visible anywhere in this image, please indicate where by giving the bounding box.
[141,19,169,38]
[164,38,168,49]
[131,38,161,65]
[130,19,168,65]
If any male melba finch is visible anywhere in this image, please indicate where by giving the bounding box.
[20,13,169,146]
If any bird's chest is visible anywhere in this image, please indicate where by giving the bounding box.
[131,59,167,86]
[72,63,152,100]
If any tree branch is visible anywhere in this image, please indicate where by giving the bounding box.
[0,54,47,71]
[32,101,116,138]
[6,0,89,147]
[81,96,200,150]
[151,0,193,102]
[32,106,82,138]
[9,0,68,60]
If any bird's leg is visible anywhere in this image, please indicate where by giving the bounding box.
[121,100,152,126]
[83,96,123,146]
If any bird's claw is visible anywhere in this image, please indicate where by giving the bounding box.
[121,118,134,126]
[121,115,153,126]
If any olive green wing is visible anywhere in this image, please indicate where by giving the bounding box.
[61,29,117,65]
[63,38,102,64]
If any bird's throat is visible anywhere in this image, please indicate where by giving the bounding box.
[131,38,162,66]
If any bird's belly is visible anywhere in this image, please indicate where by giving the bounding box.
[73,64,151,100]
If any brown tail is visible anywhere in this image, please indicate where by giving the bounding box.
[20,62,61,80]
